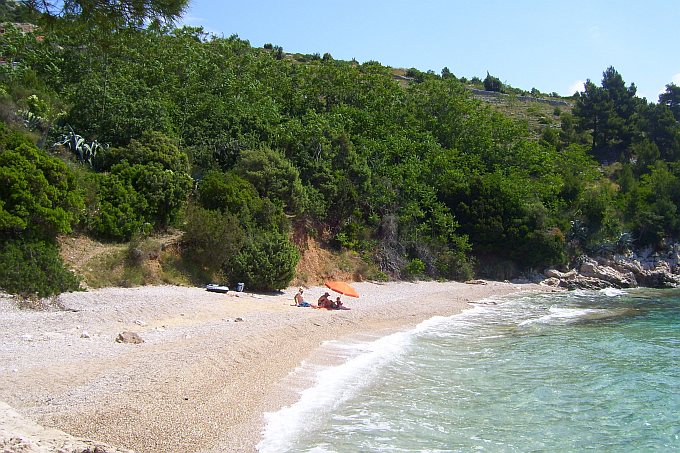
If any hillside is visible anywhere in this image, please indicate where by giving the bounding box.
[1,17,680,298]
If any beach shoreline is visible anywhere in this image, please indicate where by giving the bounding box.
[0,280,551,452]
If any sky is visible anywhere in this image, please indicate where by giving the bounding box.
[181,0,680,102]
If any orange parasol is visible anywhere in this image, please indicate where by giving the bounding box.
[324,281,360,298]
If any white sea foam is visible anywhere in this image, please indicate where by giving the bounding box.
[257,313,467,452]
[258,325,411,451]
[519,306,630,327]
[600,287,626,297]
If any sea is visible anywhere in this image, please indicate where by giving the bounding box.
[257,288,680,452]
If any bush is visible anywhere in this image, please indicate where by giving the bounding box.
[404,258,426,280]
[94,131,189,173]
[0,125,84,240]
[435,249,474,281]
[483,72,503,92]
[181,204,245,270]
[227,231,300,291]
[86,173,147,241]
[234,147,307,215]
[87,161,191,241]
[113,161,192,229]
[197,170,261,215]
[0,240,81,297]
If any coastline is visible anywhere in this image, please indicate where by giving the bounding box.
[0,280,549,452]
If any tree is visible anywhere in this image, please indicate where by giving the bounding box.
[227,231,300,291]
[441,66,453,79]
[483,71,503,92]
[21,0,189,29]
[573,79,611,151]
[573,67,639,155]
[0,125,84,241]
[0,126,82,297]
[659,83,680,121]
[234,147,307,216]
[181,203,245,270]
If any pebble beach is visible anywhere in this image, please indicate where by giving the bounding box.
[0,280,545,452]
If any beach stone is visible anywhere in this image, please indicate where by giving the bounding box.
[80,331,91,339]
[545,269,577,280]
[115,331,144,344]
[234,317,244,322]
[540,277,561,287]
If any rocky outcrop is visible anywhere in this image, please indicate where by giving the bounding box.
[542,250,680,290]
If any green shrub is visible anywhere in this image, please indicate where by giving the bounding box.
[86,172,147,241]
[227,231,300,291]
[435,249,474,281]
[87,161,191,241]
[234,147,307,215]
[404,258,425,280]
[0,240,81,297]
[113,161,192,229]
[94,131,189,173]
[197,170,261,215]
[0,125,84,240]
[181,204,245,270]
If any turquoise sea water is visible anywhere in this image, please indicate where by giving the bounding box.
[258,288,680,452]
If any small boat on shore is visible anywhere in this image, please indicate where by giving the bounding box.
[206,284,229,293]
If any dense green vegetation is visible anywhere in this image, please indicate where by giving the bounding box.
[2,3,680,296]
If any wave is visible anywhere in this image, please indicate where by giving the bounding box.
[257,315,452,452]
[600,287,626,297]
[518,306,634,327]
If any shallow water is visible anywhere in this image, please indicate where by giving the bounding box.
[259,288,680,452]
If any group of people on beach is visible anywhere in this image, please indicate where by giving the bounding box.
[294,288,343,309]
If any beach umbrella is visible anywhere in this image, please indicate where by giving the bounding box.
[324,281,360,298]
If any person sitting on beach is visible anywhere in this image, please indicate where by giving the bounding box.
[333,297,343,309]
[318,292,332,308]
[294,288,303,306]
[294,288,310,307]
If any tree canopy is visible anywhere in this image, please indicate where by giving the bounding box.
[21,0,188,28]
[2,16,680,294]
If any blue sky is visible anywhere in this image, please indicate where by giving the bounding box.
[182,0,679,102]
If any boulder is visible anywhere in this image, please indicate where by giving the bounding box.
[115,331,144,344]
[558,275,612,291]
[579,258,636,288]
[540,277,561,287]
[636,262,680,288]
[544,269,577,280]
